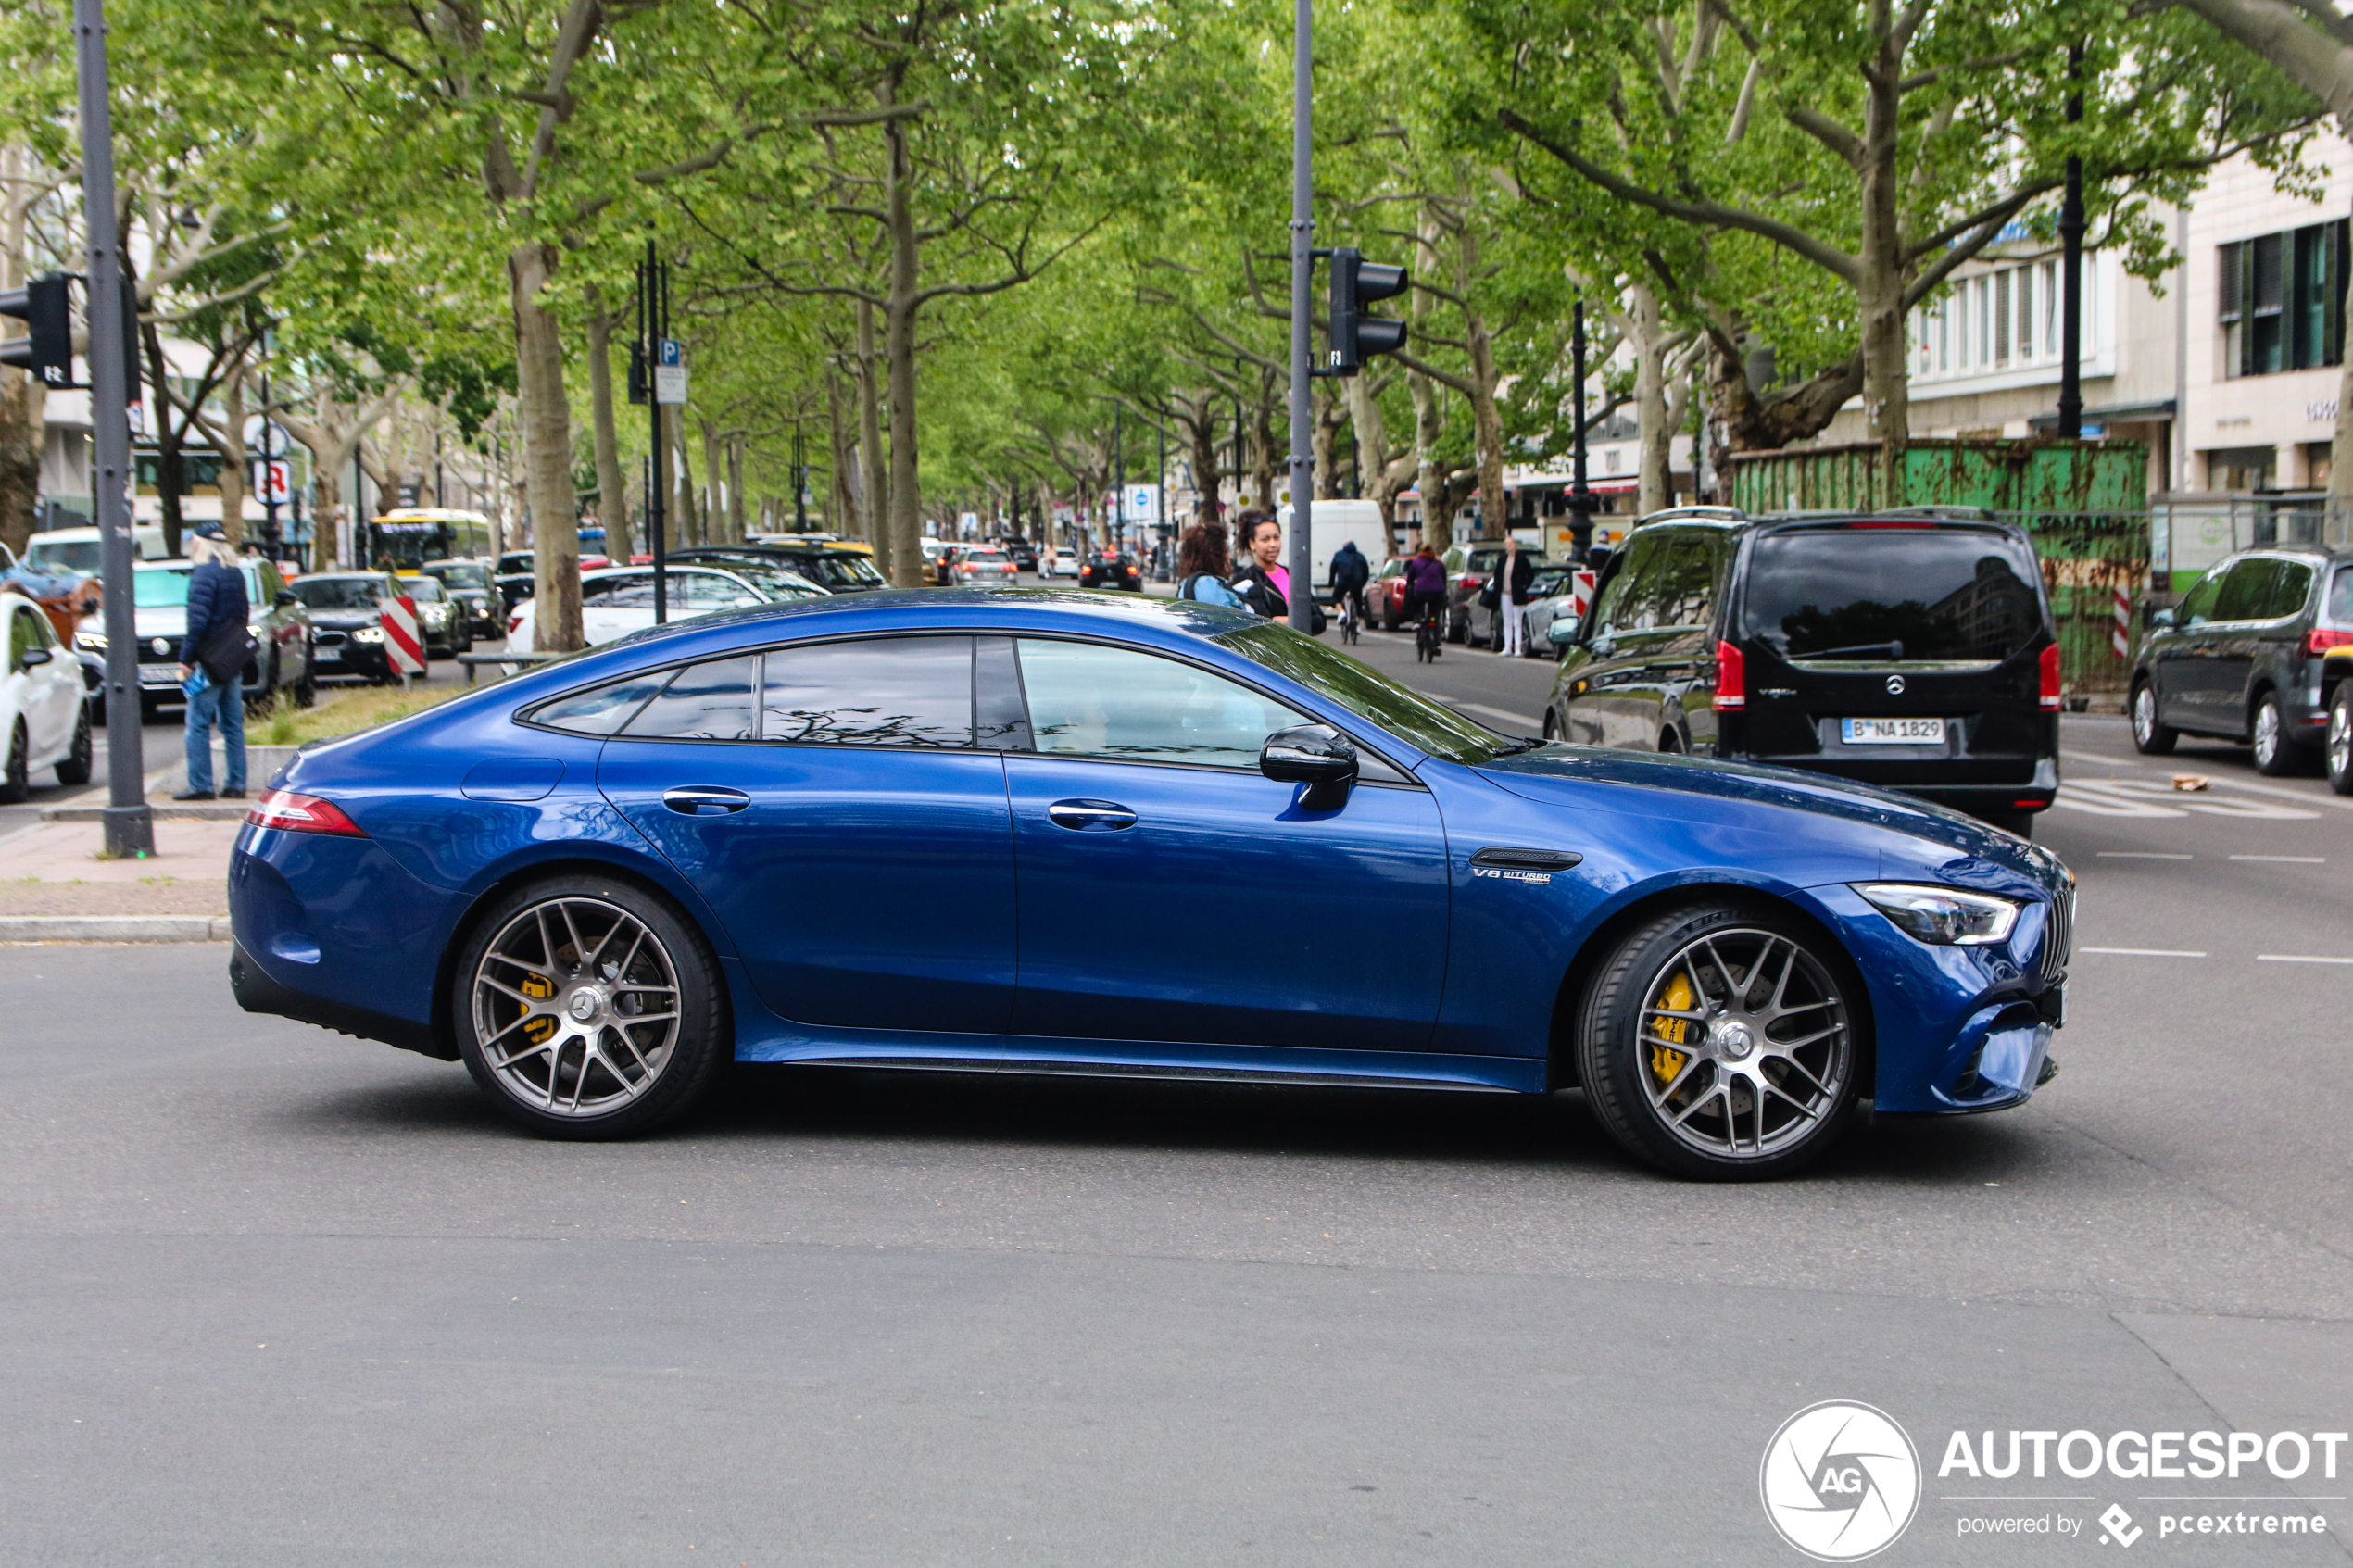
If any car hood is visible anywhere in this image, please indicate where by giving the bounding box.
[1477,745,2070,897]
[308,608,383,630]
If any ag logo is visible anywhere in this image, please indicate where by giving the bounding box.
[1885,674,1906,696]
[1759,1400,1921,1561]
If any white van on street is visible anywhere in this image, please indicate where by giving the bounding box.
[1275,499,1391,601]
[23,526,169,575]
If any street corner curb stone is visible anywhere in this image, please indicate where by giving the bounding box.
[0,915,233,945]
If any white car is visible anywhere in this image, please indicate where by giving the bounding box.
[1039,546,1076,578]
[0,589,92,801]
[508,564,827,653]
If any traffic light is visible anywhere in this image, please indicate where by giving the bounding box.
[1327,246,1409,375]
[0,274,74,388]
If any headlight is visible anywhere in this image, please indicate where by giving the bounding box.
[421,603,448,625]
[354,626,385,644]
[76,631,107,652]
[1852,884,2023,947]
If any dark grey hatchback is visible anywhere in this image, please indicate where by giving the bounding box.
[2128,545,2353,772]
[1545,512,2061,833]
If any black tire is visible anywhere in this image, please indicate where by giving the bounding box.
[0,720,28,803]
[1542,709,1557,741]
[452,873,730,1139]
[52,705,93,786]
[2329,685,2353,797]
[2251,690,2302,776]
[1446,612,1466,645]
[1382,601,1398,633]
[1657,727,1682,754]
[2130,679,2177,756]
[293,651,317,709]
[1575,902,1861,1180]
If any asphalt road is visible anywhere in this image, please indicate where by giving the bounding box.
[5,609,2351,1566]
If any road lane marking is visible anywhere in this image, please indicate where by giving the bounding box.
[2063,750,2146,768]
[2257,954,2353,964]
[2081,947,2208,958]
[2230,854,2326,863]
[1448,701,1544,731]
[2097,851,2192,859]
[2057,779,2318,819]
[2061,749,2353,812]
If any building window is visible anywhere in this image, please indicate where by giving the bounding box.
[1994,270,2011,366]
[2221,220,2346,378]
[2208,445,2276,492]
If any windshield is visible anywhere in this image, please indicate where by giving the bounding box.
[292,577,386,610]
[1215,621,1514,763]
[1740,527,2045,663]
[812,554,886,587]
[402,577,446,601]
[28,540,103,573]
[133,570,194,608]
[426,562,489,590]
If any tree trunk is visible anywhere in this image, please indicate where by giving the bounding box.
[1188,395,1220,523]
[215,371,249,550]
[726,433,747,542]
[664,403,699,546]
[511,240,582,649]
[856,297,889,578]
[585,282,633,565]
[1630,283,1674,517]
[0,150,39,562]
[699,417,724,544]
[1858,37,1909,505]
[1457,227,1509,542]
[826,370,859,536]
[883,107,925,590]
[1250,377,1277,511]
[1312,383,1340,501]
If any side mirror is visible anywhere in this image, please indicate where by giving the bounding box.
[275,590,298,608]
[2149,607,2175,630]
[1260,722,1358,809]
[19,646,52,667]
[1547,617,1581,647]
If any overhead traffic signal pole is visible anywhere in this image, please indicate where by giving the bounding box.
[1286,0,1315,631]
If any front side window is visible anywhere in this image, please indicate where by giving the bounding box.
[1591,531,1668,638]
[1018,638,1302,769]
[2177,569,2223,627]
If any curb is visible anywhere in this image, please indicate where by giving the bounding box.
[0,915,233,944]
[40,802,249,822]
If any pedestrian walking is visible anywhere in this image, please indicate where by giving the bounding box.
[175,521,253,802]
[1495,535,1534,657]
[1175,522,1247,608]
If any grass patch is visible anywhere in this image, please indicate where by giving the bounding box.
[263,683,468,746]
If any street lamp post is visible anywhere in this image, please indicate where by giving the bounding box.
[73,0,151,858]
[1569,296,1597,558]
[1285,0,1315,631]
[2057,42,2086,441]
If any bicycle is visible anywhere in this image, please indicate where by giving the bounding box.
[1415,602,1443,663]
[1338,588,1363,645]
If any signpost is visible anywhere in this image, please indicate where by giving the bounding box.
[631,239,674,623]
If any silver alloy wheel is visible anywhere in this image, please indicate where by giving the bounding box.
[1637,928,1852,1160]
[2133,684,2158,743]
[2331,695,2351,782]
[2254,698,2281,768]
[470,896,683,1117]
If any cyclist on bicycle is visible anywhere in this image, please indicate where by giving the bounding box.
[1328,539,1370,634]
[1403,543,1447,648]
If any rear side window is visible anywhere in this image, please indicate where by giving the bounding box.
[2213,558,2282,621]
[625,656,760,741]
[1740,527,2045,662]
[531,671,670,734]
[2265,560,2314,619]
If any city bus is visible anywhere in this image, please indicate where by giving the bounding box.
[358,508,497,572]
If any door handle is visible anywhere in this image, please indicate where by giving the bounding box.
[1047,798,1138,832]
[662,785,750,816]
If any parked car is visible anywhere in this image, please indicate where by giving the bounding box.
[105,557,317,717]
[1080,548,1140,590]
[1516,566,1582,656]
[230,589,2077,1180]
[0,587,93,801]
[1373,557,1413,630]
[507,563,827,653]
[287,571,407,684]
[1444,541,1538,644]
[397,572,472,659]
[492,548,614,612]
[418,558,502,640]
[1545,509,2061,834]
[670,542,888,595]
[2129,544,2353,774]
[1005,540,1039,572]
[1462,550,1555,649]
[956,547,1017,586]
[1039,546,1077,579]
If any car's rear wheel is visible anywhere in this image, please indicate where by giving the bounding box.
[1577,904,1860,1180]
[2252,691,2302,776]
[453,876,729,1139]
[2130,680,2176,756]
[2330,686,2353,797]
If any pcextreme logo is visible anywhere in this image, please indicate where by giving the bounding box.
[1760,1400,1924,1561]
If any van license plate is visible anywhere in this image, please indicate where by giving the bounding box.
[1842,718,1944,744]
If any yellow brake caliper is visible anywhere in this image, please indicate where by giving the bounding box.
[520,972,556,1045]
[1649,971,1693,1088]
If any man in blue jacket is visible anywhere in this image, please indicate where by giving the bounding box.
[174,521,251,800]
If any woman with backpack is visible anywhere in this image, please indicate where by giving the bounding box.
[1175,522,1247,608]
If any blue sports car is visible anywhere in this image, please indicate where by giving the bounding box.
[228,590,2074,1179]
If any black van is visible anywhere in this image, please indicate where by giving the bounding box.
[1542,510,2061,832]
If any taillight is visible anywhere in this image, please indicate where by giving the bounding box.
[2039,642,2062,710]
[2303,628,2353,657]
[1712,640,1745,710]
[245,790,368,837]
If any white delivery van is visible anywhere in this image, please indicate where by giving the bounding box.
[1275,500,1391,601]
[23,526,169,574]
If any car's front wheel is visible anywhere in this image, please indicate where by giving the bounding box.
[2130,679,2176,756]
[2252,691,2301,776]
[1576,903,1860,1180]
[2330,685,2353,797]
[0,720,28,804]
[53,705,93,786]
[453,875,730,1139]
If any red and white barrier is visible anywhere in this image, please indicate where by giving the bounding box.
[1572,568,1597,621]
[2111,583,2132,659]
[382,594,425,677]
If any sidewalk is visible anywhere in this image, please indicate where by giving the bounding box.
[0,816,236,919]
